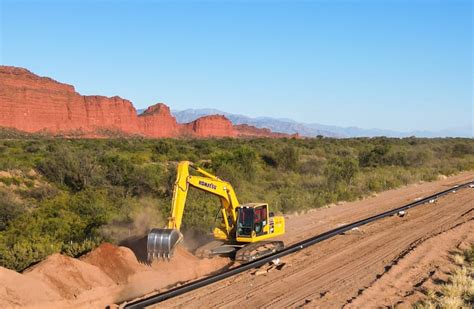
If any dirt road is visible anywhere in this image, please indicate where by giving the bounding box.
[152,172,474,308]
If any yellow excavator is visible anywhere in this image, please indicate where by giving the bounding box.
[147,161,285,263]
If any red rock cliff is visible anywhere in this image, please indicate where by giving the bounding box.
[0,66,140,134]
[139,103,180,137]
[0,66,295,138]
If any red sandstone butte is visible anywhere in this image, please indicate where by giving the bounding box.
[0,66,140,135]
[0,66,295,138]
[184,115,238,137]
[139,103,181,137]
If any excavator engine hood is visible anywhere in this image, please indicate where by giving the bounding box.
[147,228,183,261]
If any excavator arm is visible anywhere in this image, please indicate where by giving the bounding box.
[147,161,240,260]
[168,161,239,232]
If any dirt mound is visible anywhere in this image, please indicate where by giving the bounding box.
[115,245,231,302]
[0,266,63,308]
[23,253,114,299]
[149,246,229,279]
[81,243,148,284]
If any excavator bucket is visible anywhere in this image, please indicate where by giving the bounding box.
[147,228,183,261]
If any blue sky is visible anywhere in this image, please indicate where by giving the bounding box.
[1,0,472,132]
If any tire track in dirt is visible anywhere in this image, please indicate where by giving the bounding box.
[347,220,474,307]
[344,219,473,307]
[271,193,473,308]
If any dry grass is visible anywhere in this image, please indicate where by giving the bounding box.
[453,254,465,265]
[414,245,474,309]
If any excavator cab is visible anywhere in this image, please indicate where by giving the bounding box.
[235,203,284,243]
[236,204,269,238]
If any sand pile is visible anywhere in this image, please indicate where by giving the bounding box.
[80,243,148,284]
[152,246,230,279]
[23,253,115,299]
[0,243,230,307]
[0,266,62,308]
[118,246,230,301]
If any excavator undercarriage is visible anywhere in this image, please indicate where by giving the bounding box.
[193,239,284,263]
[234,241,284,263]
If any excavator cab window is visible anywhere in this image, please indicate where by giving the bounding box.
[237,207,253,236]
[237,206,268,237]
[253,206,267,236]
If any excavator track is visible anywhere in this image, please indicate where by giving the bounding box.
[235,241,284,263]
[195,240,226,258]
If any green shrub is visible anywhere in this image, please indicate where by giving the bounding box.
[277,145,300,171]
[37,147,104,191]
[0,237,61,271]
[62,238,101,257]
[0,191,25,231]
[452,142,474,157]
[325,157,359,189]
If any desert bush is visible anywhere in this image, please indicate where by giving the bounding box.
[0,238,61,271]
[37,146,104,191]
[359,143,391,167]
[20,185,59,201]
[452,142,474,157]
[278,145,300,171]
[211,146,258,181]
[153,139,177,156]
[62,238,101,257]
[0,191,25,231]
[278,188,313,213]
[325,157,359,189]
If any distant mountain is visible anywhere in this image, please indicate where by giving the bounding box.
[172,109,339,137]
[171,108,472,138]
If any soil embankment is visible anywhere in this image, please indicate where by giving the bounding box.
[0,244,229,308]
